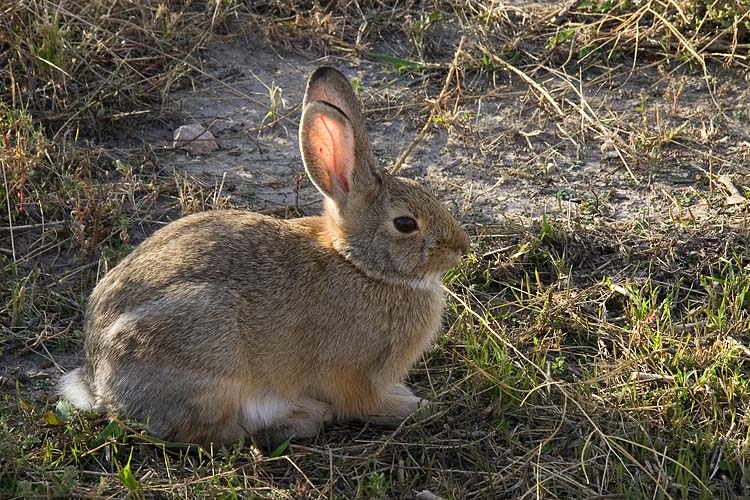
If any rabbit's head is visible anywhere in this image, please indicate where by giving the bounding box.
[300,67,470,287]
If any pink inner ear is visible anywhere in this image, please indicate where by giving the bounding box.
[313,115,351,192]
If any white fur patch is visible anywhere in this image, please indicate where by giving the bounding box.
[380,271,445,294]
[240,395,292,433]
[403,273,444,293]
[103,311,139,341]
[59,368,96,411]
[338,257,446,294]
[102,296,193,341]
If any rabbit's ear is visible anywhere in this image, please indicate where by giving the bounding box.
[300,101,357,201]
[303,67,365,129]
[301,67,382,204]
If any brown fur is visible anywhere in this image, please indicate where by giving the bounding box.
[60,67,470,445]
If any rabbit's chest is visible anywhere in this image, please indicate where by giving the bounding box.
[386,288,445,361]
[415,288,446,343]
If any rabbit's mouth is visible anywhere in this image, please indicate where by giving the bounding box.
[449,250,464,267]
[429,249,465,274]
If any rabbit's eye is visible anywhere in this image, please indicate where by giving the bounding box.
[393,216,418,233]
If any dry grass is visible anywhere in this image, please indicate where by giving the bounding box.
[2,0,750,499]
[1,0,241,131]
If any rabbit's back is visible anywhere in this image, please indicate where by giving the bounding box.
[85,210,333,367]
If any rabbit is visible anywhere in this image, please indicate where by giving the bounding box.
[59,66,471,446]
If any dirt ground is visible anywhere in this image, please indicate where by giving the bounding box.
[133,35,750,227]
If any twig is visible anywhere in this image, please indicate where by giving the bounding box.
[1,163,16,263]
[391,37,466,175]
[0,221,65,231]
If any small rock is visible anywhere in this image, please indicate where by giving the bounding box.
[173,124,219,154]
[726,194,747,206]
[416,491,445,500]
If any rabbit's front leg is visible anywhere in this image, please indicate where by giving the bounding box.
[358,383,431,427]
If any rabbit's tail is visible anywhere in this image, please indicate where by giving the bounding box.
[59,368,98,411]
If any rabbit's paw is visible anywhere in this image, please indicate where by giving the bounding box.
[360,383,431,427]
